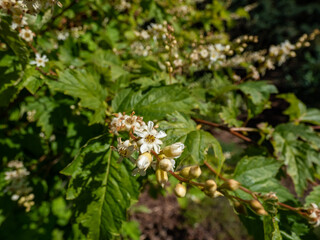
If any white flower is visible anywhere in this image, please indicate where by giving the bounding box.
[30,53,49,67]
[140,30,150,40]
[134,121,167,154]
[115,138,136,163]
[132,152,153,176]
[308,203,320,227]
[8,160,24,169]
[57,31,69,41]
[123,115,141,131]
[200,49,209,58]
[11,15,27,30]
[110,112,125,134]
[162,142,184,158]
[19,28,34,42]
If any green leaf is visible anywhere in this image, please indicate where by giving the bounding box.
[272,123,320,196]
[22,66,43,94]
[263,216,282,240]
[238,81,278,118]
[48,69,108,124]
[277,94,320,125]
[0,18,29,68]
[301,108,320,125]
[219,105,243,127]
[159,112,224,166]
[234,156,294,202]
[278,94,307,122]
[61,135,140,240]
[112,86,193,121]
[305,186,320,206]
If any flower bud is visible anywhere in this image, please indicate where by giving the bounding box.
[205,179,217,192]
[205,190,223,198]
[222,179,240,191]
[249,200,263,211]
[163,142,185,158]
[256,208,268,216]
[174,183,186,198]
[159,159,173,172]
[189,166,201,179]
[179,166,191,178]
[156,169,168,188]
[137,152,152,170]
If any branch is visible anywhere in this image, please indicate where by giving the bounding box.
[193,118,253,142]
[204,161,310,218]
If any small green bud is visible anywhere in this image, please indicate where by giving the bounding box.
[256,208,268,216]
[174,183,186,198]
[249,200,263,211]
[222,179,240,191]
[156,169,168,188]
[158,159,173,172]
[189,166,202,179]
[205,179,217,192]
[179,166,191,178]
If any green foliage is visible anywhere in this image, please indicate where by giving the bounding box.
[305,186,320,206]
[61,135,140,239]
[272,123,320,196]
[0,17,29,67]
[1,0,320,239]
[233,156,294,202]
[112,86,193,121]
[48,69,108,124]
[160,112,224,167]
[238,81,278,119]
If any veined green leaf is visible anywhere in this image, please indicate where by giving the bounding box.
[112,86,193,121]
[272,123,320,196]
[305,186,320,206]
[278,93,320,125]
[48,69,108,124]
[159,112,224,167]
[0,18,29,68]
[61,135,140,240]
[263,216,282,240]
[238,81,278,118]
[234,156,294,202]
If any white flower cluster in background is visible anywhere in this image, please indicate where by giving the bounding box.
[4,160,35,212]
[190,43,232,69]
[307,203,320,227]
[131,21,182,73]
[0,0,61,31]
[110,112,185,185]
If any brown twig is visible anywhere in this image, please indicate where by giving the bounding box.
[204,161,310,218]
[193,118,252,142]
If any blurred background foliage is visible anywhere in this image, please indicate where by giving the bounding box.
[1,0,320,239]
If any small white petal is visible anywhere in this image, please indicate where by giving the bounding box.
[134,130,147,138]
[153,144,161,154]
[140,144,150,153]
[147,121,154,131]
[156,131,167,138]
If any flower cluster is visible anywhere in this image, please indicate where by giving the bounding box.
[131,22,181,73]
[0,0,62,67]
[189,43,232,69]
[306,203,320,227]
[4,160,35,212]
[110,112,184,182]
[110,113,243,201]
